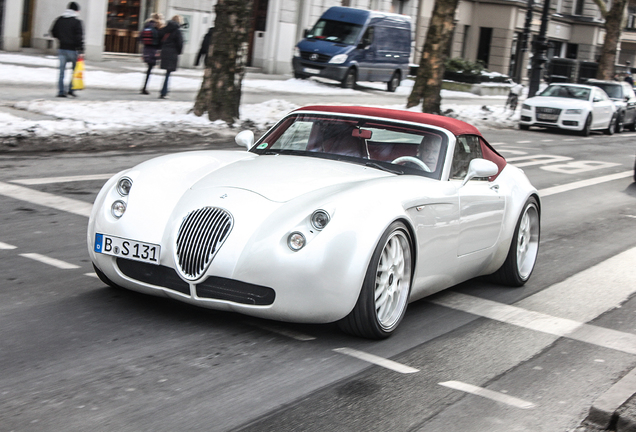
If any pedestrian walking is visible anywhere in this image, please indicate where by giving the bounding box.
[139,13,164,95]
[194,27,214,67]
[158,15,184,99]
[50,1,84,98]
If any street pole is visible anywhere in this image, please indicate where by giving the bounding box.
[528,0,551,98]
[517,0,534,83]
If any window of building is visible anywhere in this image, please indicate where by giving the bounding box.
[574,0,585,15]
[566,43,578,59]
[461,25,470,59]
[477,27,492,68]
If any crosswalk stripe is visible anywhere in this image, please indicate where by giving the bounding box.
[12,174,114,185]
[0,241,17,249]
[0,181,92,217]
[538,171,633,197]
[430,292,636,355]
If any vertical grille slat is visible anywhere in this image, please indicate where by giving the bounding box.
[176,207,233,280]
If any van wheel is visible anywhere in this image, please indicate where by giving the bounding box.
[294,71,308,80]
[341,68,356,89]
[387,71,400,92]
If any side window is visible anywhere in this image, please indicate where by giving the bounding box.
[361,27,374,47]
[450,135,483,180]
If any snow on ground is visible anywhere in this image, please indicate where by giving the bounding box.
[0,52,516,138]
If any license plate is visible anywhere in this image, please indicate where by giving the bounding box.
[94,233,160,265]
[537,113,559,121]
[304,67,320,75]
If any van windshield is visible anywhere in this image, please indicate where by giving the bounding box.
[307,19,363,45]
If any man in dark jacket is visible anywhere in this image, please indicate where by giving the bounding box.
[50,2,84,97]
[158,16,184,99]
[194,27,214,67]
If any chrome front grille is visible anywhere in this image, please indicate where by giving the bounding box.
[176,207,233,280]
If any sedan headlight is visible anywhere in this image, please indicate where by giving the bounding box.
[117,177,132,196]
[329,54,348,64]
[521,104,532,110]
[565,109,582,114]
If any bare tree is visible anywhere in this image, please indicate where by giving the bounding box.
[407,0,460,114]
[193,0,254,124]
[593,0,628,79]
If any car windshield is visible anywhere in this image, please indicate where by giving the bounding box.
[251,113,449,179]
[539,85,591,101]
[591,84,622,99]
[306,19,363,45]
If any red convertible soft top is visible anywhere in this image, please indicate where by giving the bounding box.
[294,105,483,137]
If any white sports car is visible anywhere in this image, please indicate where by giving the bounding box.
[88,106,540,339]
[520,83,617,135]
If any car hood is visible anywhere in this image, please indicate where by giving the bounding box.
[191,153,392,202]
[524,96,590,109]
[297,38,353,56]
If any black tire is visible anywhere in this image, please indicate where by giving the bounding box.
[387,71,400,92]
[93,263,123,289]
[337,221,413,339]
[580,114,592,136]
[604,114,617,135]
[489,197,540,287]
[341,68,357,89]
[519,124,530,131]
[629,121,636,132]
[616,113,624,133]
[294,71,308,80]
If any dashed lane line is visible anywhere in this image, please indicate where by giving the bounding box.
[439,381,536,409]
[0,181,92,217]
[20,253,81,270]
[0,241,17,249]
[12,174,114,185]
[333,347,419,374]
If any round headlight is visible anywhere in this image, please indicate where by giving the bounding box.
[111,200,127,218]
[117,177,132,196]
[287,232,306,251]
[310,210,330,230]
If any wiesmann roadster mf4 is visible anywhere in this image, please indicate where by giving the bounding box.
[88,106,540,339]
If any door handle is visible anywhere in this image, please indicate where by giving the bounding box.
[490,184,500,192]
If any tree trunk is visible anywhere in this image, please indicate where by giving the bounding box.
[594,0,627,80]
[193,0,253,125]
[407,0,459,114]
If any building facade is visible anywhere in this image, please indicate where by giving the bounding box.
[0,0,631,81]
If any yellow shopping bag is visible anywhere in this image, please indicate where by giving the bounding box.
[72,54,85,90]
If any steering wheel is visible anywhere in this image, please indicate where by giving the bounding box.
[391,156,432,172]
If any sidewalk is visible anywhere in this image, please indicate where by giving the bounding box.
[0,50,516,152]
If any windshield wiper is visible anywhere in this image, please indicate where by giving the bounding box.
[364,161,404,174]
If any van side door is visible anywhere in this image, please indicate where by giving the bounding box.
[356,26,375,81]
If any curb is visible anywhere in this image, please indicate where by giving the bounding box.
[585,367,636,431]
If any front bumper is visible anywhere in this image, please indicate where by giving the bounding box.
[519,108,584,131]
[292,57,349,82]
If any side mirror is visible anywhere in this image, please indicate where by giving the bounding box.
[461,159,499,186]
[303,29,309,38]
[235,130,254,149]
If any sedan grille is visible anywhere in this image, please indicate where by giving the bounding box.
[176,207,233,280]
[535,107,562,115]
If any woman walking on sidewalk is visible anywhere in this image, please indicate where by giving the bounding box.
[158,16,183,99]
[139,13,164,95]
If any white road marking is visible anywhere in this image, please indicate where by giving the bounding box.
[0,241,17,249]
[592,367,636,420]
[507,154,572,167]
[538,171,633,197]
[430,293,636,355]
[85,272,99,278]
[20,253,81,269]
[439,381,535,409]
[516,141,532,144]
[540,139,554,142]
[0,181,92,217]
[12,174,114,185]
[333,347,419,374]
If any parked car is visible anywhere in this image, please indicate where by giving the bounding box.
[89,106,540,339]
[292,7,411,91]
[520,83,617,136]
[586,79,636,132]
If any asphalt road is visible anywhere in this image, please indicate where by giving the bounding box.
[0,127,635,432]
